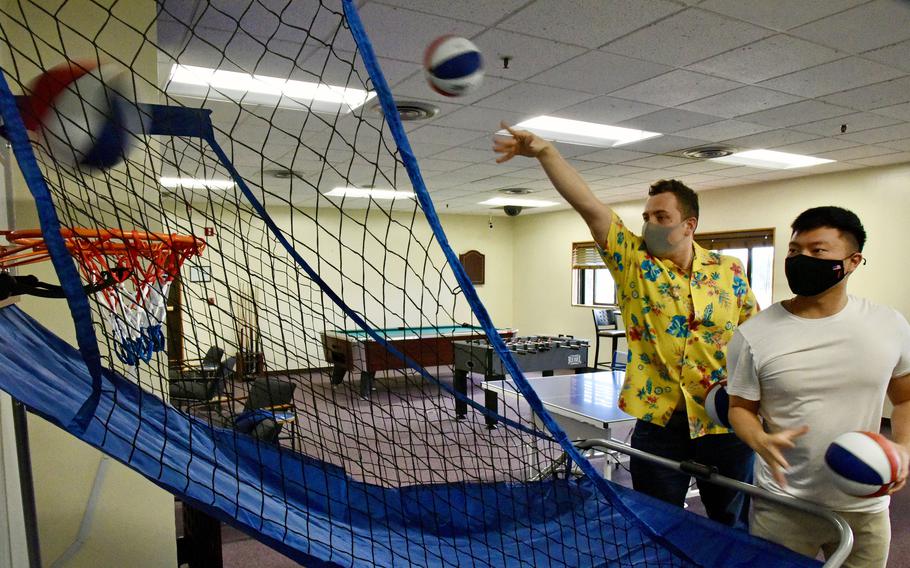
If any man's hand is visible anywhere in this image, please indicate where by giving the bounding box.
[754,425,809,487]
[493,122,552,163]
[888,442,909,494]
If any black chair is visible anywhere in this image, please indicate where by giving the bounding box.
[179,345,225,378]
[593,309,626,370]
[234,376,298,448]
[169,356,237,411]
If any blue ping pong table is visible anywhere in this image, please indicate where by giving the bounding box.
[482,371,635,479]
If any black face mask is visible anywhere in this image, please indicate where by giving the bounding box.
[784,254,849,297]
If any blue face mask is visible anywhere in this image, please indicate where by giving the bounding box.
[642,221,684,257]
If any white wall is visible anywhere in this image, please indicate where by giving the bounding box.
[511,162,910,368]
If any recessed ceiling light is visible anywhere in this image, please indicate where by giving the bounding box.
[497,115,661,148]
[479,197,558,208]
[325,187,415,200]
[711,149,835,169]
[368,100,439,121]
[167,64,375,114]
[160,177,235,190]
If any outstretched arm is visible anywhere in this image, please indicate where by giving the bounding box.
[493,122,614,244]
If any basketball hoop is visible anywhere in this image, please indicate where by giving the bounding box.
[0,228,205,365]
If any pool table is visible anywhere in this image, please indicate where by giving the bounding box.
[321,325,515,397]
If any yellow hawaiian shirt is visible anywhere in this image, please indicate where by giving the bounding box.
[598,215,759,437]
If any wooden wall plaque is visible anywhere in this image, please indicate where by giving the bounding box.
[459,250,485,285]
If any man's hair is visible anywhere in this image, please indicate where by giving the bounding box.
[791,206,867,251]
[648,179,699,220]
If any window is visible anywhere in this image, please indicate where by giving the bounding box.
[695,229,774,309]
[572,242,617,306]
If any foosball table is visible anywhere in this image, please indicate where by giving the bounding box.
[453,335,590,427]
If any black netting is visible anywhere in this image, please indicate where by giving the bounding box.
[0,1,710,566]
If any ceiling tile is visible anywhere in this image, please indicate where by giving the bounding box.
[497,0,683,48]
[838,122,910,145]
[473,82,593,114]
[432,105,528,133]
[430,146,501,163]
[582,164,652,178]
[849,152,910,166]
[758,57,905,98]
[861,40,910,74]
[738,100,852,128]
[820,77,910,111]
[679,86,802,118]
[697,0,867,31]
[609,70,742,107]
[572,148,654,164]
[816,144,900,161]
[687,35,844,84]
[529,51,671,95]
[353,3,484,62]
[554,96,663,124]
[673,160,741,174]
[473,28,586,81]
[791,112,903,136]
[617,108,722,134]
[622,155,694,169]
[878,138,910,152]
[871,102,910,122]
[770,137,861,154]
[673,119,773,141]
[789,0,910,53]
[721,129,821,148]
[603,8,773,67]
[373,0,530,25]
[621,135,710,154]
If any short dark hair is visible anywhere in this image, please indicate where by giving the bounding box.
[648,179,699,220]
[791,206,867,251]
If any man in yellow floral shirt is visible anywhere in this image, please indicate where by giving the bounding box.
[494,123,758,527]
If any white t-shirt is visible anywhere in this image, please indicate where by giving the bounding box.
[727,296,910,513]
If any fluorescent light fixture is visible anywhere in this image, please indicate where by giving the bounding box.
[325,187,415,200]
[498,116,662,148]
[167,64,375,114]
[160,177,235,190]
[711,149,835,169]
[479,197,559,208]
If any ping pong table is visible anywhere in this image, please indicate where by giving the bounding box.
[483,371,634,479]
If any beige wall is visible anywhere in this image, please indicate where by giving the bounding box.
[511,162,910,368]
[0,1,177,566]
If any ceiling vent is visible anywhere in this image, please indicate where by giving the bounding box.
[497,187,534,195]
[682,146,735,159]
[268,169,305,180]
[369,100,439,121]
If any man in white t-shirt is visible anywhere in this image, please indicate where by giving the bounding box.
[727,206,910,567]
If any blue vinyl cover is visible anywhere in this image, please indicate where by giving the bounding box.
[0,305,819,567]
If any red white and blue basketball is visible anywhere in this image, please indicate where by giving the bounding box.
[24,60,138,170]
[423,35,484,97]
[825,431,900,497]
[705,380,731,428]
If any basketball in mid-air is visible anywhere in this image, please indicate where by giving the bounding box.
[825,431,900,497]
[23,60,139,171]
[423,35,484,97]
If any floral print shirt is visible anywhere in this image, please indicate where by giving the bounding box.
[599,216,759,437]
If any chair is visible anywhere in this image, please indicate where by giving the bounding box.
[234,376,298,448]
[611,350,629,371]
[592,309,626,370]
[169,356,237,411]
[181,345,225,376]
